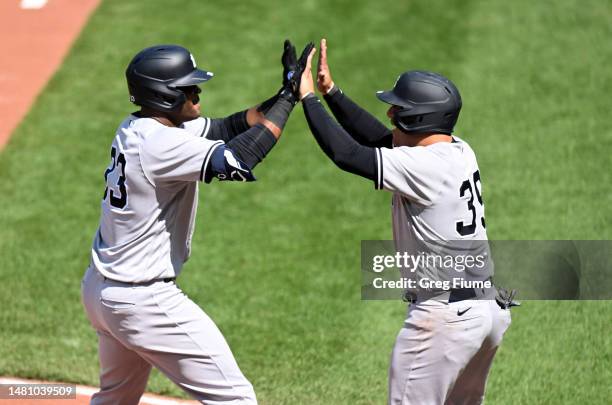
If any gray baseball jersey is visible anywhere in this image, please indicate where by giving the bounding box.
[83,114,258,403]
[374,136,492,286]
[90,115,222,283]
[374,137,509,405]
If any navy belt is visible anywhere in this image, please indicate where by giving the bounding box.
[404,287,480,304]
[448,288,477,302]
[103,276,175,286]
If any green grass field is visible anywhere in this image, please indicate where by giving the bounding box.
[1,0,611,403]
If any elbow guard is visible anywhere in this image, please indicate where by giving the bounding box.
[204,145,256,183]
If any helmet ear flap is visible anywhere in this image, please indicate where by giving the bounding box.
[128,83,186,111]
[393,108,422,134]
[157,89,186,111]
[392,113,409,134]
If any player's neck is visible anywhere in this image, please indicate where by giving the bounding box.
[138,108,181,127]
[392,129,452,147]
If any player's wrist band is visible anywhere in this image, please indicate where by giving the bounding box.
[300,92,315,101]
[325,83,338,96]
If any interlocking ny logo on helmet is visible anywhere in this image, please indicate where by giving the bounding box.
[376,71,462,135]
[125,45,214,112]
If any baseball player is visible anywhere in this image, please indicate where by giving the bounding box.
[81,41,312,405]
[297,41,514,404]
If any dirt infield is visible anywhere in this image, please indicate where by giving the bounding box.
[0,0,100,149]
[0,377,198,404]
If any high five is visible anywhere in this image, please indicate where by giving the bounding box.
[299,40,512,405]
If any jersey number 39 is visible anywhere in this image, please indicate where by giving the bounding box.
[456,170,486,236]
[103,146,127,209]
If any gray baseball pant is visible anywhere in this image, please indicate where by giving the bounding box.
[81,267,257,405]
[388,296,511,405]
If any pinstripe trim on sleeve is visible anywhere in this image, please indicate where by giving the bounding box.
[375,148,383,190]
[200,117,211,138]
[199,141,224,181]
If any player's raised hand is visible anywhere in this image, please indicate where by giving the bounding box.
[280,40,314,102]
[299,46,317,100]
[295,41,314,94]
[297,41,315,72]
[317,38,335,94]
[281,39,298,89]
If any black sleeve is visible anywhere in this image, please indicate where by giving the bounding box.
[302,93,379,184]
[256,93,279,114]
[205,88,292,142]
[323,87,393,148]
[202,86,297,170]
[206,110,251,142]
[224,124,277,170]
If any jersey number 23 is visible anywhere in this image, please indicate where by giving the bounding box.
[103,146,127,209]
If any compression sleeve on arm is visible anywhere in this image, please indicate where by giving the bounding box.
[264,96,294,130]
[206,110,250,142]
[323,86,393,148]
[225,124,277,170]
[302,93,379,184]
[224,91,295,169]
[256,93,279,114]
[206,89,294,142]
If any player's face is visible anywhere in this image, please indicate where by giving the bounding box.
[177,86,201,121]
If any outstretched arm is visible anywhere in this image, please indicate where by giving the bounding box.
[206,40,314,144]
[300,48,381,187]
[302,94,379,184]
[323,88,393,148]
[203,109,259,143]
[204,94,285,142]
[201,91,293,172]
[205,96,291,143]
[203,41,314,181]
[316,39,392,148]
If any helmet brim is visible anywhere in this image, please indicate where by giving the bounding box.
[169,68,214,87]
[376,90,413,109]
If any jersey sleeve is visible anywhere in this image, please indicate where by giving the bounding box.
[139,127,223,184]
[376,146,449,205]
[180,117,212,138]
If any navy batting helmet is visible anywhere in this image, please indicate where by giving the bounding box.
[125,45,213,112]
[376,71,462,135]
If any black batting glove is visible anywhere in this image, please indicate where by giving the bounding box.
[282,39,298,89]
[280,40,315,103]
[292,41,314,95]
[258,40,299,113]
[297,42,315,74]
[280,39,299,104]
[257,40,309,113]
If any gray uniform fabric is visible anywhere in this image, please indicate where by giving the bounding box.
[376,137,511,405]
[81,268,256,405]
[376,138,493,294]
[82,115,257,404]
[91,115,221,283]
[388,299,510,405]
